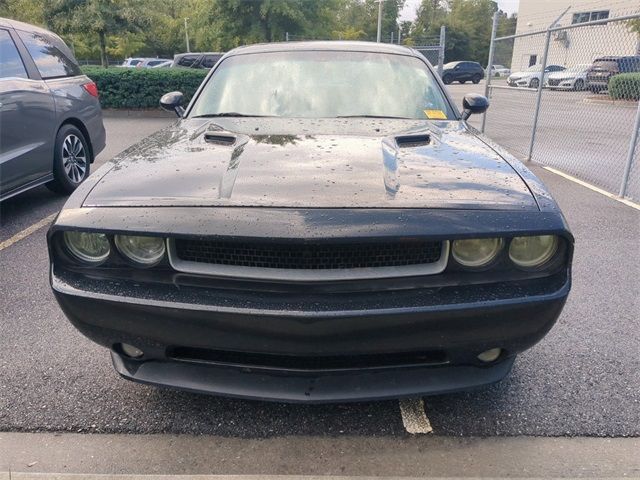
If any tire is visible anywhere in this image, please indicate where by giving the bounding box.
[443,74,452,85]
[46,124,91,195]
[472,74,481,84]
[459,80,466,84]
[529,78,540,89]
[573,79,584,91]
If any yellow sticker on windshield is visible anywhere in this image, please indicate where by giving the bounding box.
[424,109,447,120]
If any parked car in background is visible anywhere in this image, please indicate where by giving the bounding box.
[507,64,566,88]
[586,56,640,93]
[486,64,510,77]
[171,52,224,69]
[0,17,105,201]
[545,64,592,91]
[48,41,573,402]
[121,57,145,67]
[120,57,172,68]
[441,61,485,84]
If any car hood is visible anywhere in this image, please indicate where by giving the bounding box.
[84,118,537,210]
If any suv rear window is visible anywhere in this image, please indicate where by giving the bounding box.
[17,30,81,79]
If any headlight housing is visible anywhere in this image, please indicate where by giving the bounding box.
[509,235,558,268]
[64,231,111,265]
[451,238,503,268]
[115,235,166,266]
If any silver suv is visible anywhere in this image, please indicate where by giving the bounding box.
[0,18,106,201]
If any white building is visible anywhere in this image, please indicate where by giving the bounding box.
[510,0,640,70]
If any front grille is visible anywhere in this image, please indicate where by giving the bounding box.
[174,238,443,270]
[168,346,448,371]
[547,79,562,86]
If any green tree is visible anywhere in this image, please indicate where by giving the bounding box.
[49,0,150,67]
[410,0,499,64]
[493,12,516,67]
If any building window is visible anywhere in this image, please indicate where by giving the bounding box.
[571,10,609,24]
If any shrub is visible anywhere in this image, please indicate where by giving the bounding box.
[608,73,640,101]
[81,66,208,109]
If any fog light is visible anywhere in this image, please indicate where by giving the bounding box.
[121,343,144,358]
[477,348,502,363]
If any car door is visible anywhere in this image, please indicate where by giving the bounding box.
[452,63,463,81]
[0,28,55,197]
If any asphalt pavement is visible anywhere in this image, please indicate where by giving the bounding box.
[0,111,639,440]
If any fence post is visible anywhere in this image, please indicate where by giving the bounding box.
[526,29,551,161]
[481,12,499,133]
[619,99,640,198]
[285,32,289,42]
[527,8,570,161]
[437,25,446,77]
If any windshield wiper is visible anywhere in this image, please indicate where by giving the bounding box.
[192,112,272,118]
[336,115,413,119]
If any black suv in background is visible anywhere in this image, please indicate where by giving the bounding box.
[586,56,640,93]
[442,61,485,84]
[0,17,105,201]
[171,52,224,69]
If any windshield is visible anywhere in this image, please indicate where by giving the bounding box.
[190,51,454,120]
[593,60,618,70]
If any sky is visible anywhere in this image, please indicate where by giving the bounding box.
[399,0,520,22]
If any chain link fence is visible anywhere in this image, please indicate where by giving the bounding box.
[483,10,640,202]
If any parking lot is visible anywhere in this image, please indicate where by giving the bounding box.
[447,81,640,200]
[1,107,639,453]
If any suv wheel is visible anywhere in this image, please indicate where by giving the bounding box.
[472,74,481,84]
[47,124,91,194]
[443,74,452,85]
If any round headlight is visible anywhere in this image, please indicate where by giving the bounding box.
[509,235,558,268]
[115,235,165,266]
[451,238,503,268]
[64,231,110,264]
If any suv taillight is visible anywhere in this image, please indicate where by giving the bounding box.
[82,82,99,98]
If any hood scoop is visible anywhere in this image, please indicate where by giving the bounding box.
[395,134,431,148]
[204,132,237,146]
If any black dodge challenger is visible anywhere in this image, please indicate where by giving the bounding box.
[48,42,573,402]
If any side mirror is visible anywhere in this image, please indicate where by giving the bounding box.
[160,91,185,117]
[461,93,489,120]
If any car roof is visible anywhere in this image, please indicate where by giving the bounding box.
[0,16,55,35]
[174,52,225,57]
[227,41,419,57]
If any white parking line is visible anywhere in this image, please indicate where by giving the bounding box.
[0,213,57,252]
[543,166,640,211]
[399,398,433,434]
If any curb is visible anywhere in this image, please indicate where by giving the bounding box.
[582,96,638,107]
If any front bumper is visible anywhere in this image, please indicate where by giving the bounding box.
[52,265,569,402]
